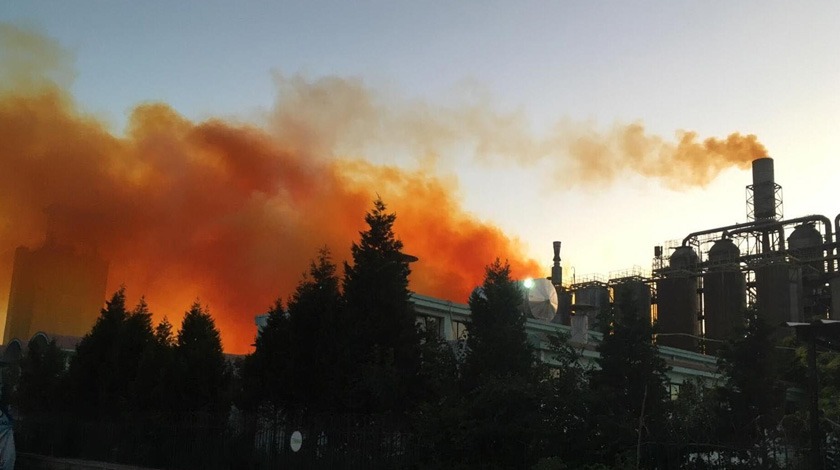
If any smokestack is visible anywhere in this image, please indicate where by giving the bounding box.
[750,157,780,220]
[551,241,562,286]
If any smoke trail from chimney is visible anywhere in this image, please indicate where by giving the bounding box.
[265,74,768,189]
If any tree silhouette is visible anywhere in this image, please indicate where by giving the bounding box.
[455,259,544,468]
[239,300,290,413]
[286,248,346,413]
[463,259,532,385]
[67,288,156,417]
[174,302,229,416]
[136,315,177,413]
[342,198,420,414]
[15,336,66,414]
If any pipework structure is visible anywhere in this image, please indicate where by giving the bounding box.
[652,157,840,352]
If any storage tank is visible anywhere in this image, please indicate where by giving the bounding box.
[612,278,652,325]
[788,223,824,279]
[574,282,611,330]
[703,239,745,352]
[656,246,700,351]
[755,261,803,329]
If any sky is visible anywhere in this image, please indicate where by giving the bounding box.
[2,2,839,352]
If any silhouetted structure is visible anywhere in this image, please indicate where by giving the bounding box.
[4,239,108,343]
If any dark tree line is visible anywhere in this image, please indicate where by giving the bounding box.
[9,288,230,422]
[7,197,832,469]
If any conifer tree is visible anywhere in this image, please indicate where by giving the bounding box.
[15,336,66,414]
[286,248,345,413]
[463,259,532,385]
[239,300,291,413]
[342,198,420,414]
[137,315,176,413]
[454,259,544,468]
[174,302,228,416]
[68,288,156,416]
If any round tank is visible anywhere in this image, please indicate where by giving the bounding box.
[656,276,699,351]
[612,280,651,324]
[788,224,822,252]
[575,283,610,328]
[756,262,803,326]
[788,223,824,276]
[659,247,700,351]
[708,238,740,265]
[703,240,745,352]
[669,246,699,270]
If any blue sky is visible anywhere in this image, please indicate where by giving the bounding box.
[4,1,840,279]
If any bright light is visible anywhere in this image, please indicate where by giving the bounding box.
[523,277,535,289]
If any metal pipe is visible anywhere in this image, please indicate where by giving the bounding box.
[723,224,786,251]
[725,215,831,249]
[725,215,833,272]
[836,213,840,244]
[681,220,764,246]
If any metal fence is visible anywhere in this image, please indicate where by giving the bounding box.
[14,412,417,469]
[14,412,840,469]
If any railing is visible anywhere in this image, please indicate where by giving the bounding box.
[15,412,417,469]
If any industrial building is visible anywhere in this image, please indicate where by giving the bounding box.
[407,156,839,390]
[554,157,839,354]
[3,238,108,344]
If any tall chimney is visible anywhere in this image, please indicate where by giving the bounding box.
[551,241,562,286]
[751,157,779,220]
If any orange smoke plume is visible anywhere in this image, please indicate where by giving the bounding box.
[0,27,543,353]
[558,122,768,188]
[0,25,769,353]
[0,90,544,353]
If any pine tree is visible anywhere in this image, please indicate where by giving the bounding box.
[174,302,229,416]
[454,259,544,468]
[286,248,345,413]
[15,336,66,414]
[154,316,175,347]
[68,287,156,416]
[342,198,420,414]
[239,300,291,413]
[137,316,177,413]
[463,259,532,385]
